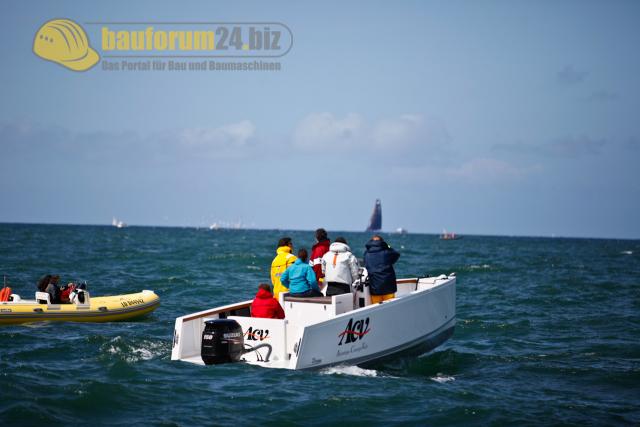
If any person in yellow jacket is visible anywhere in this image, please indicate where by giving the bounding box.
[271,237,297,299]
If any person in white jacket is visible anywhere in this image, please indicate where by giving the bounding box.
[321,237,360,296]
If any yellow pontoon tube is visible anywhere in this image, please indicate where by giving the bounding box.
[0,289,160,325]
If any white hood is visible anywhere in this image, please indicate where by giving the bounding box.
[323,242,360,285]
[329,242,351,253]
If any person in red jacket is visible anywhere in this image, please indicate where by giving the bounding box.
[251,284,285,319]
[309,228,330,287]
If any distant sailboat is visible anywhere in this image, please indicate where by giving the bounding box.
[112,217,126,229]
[209,220,243,231]
[366,199,382,232]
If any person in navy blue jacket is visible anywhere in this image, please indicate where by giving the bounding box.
[364,235,400,303]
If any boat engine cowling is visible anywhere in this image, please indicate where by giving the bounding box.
[201,319,244,365]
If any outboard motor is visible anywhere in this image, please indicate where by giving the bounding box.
[201,319,244,365]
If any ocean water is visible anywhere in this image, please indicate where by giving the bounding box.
[0,223,638,426]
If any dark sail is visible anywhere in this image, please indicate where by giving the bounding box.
[366,199,382,231]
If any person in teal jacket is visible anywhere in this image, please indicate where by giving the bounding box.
[280,248,323,297]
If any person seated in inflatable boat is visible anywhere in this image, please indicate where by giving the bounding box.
[36,274,52,293]
[37,274,61,303]
[36,275,85,304]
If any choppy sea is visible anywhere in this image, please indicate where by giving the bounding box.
[0,224,638,426]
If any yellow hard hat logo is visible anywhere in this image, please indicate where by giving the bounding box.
[33,19,99,71]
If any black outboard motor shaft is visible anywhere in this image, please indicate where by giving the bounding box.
[201,319,244,365]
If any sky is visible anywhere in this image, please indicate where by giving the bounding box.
[1,0,639,238]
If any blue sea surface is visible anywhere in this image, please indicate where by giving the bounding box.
[0,224,639,426]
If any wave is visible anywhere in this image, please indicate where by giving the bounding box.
[20,321,52,329]
[430,373,455,383]
[319,365,381,377]
[102,336,167,363]
[467,264,492,270]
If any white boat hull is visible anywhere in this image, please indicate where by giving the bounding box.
[171,275,456,370]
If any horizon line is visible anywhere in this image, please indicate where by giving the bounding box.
[0,220,637,242]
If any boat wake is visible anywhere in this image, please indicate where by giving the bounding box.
[103,336,167,363]
[430,373,455,383]
[320,365,382,378]
[621,250,633,255]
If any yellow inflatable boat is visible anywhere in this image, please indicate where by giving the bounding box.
[0,289,160,325]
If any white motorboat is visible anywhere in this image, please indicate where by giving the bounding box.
[440,229,462,240]
[171,273,456,370]
[209,220,243,230]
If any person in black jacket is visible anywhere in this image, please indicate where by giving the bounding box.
[37,275,52,292]
[47,275,62,304]
[364,235,400,303]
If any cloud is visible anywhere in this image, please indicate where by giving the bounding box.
[0,120,257,163]
[623,137,640,151]
[547,136,605,157]
[371,114,424,150]
[585,90,618,103]
[444,158,529,181]
[176,120,256,159]
[389,157,535,185]
[292,112,364,150]
[292,112,450,162]
[179,120,255,148]
[556,65,588,86]
[493,135,605,159]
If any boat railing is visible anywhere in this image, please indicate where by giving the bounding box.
[172,300,254,362]
[283,295,333,304]
[396,278,419,297]
[182,301,252,322]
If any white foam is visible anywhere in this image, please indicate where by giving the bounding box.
[104,336,165,363]
[320,365,380,377]
[621,251,633,255]
[22,322,50,329]
[133,347,155,360]
[430,374,455,383]
[468,264,491,270]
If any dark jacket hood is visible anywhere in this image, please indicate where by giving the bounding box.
[365,239,388,252]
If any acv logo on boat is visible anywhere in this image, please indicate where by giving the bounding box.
[338,317,371,346]
[33,19,100,71]
[244,326,270,341]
